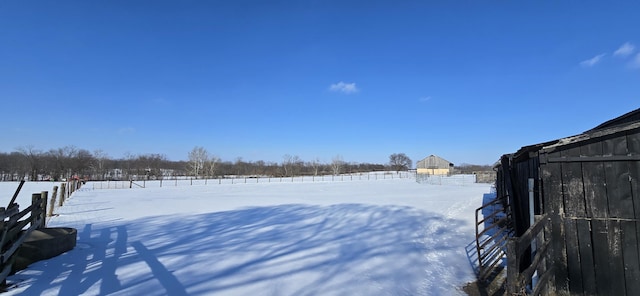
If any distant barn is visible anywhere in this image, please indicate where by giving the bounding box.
[416,155,453,175]
[495,108,640,295]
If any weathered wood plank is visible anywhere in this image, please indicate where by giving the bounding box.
[622,221,640,295]
[531,265,555,296]
[580,141,608,219]
[629,149,640,296]
[543,213,556,295]
[628,131,640,290]
[515,214,549,255]
[519,236,551,286]
[564,219,584,294]
[506,238,520,294]
[0,263,12,286]
[603,134,633,219]
[627,129,640,154]
[540,154,568,292]
[600,133,631,296]
[7,180,25,208]
[561,146,586,218]
[576,219,597,295]
[0,206,19,221]
[548,155,640,162]
[592,220,612,295]
[608,221,626,296]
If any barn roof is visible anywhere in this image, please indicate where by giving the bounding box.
[509,108,640,163]
[416,155,453,168]
[588,107,640,132]
[542,120,640,153]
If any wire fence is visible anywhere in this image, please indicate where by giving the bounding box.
[415,174,478,186]
[91,171,416,189]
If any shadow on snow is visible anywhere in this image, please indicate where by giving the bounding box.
[14,204,471,295]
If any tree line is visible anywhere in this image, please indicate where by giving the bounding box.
[0,146,412,181]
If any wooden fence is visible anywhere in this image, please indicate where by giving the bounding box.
[1,183,47,285]
[0,180,82,285]
[506,214,554,295]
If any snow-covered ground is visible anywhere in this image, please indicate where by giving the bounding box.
[2,178,490,295]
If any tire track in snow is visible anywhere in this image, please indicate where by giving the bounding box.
[416,188,481,295]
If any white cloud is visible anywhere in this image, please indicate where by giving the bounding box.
[631,53,640,68]
[329,81,359,94]
[580,53,606,67]
[614,42,635,57]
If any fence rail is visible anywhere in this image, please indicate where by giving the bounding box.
[506,214,554,295]
[475,193,513,281]
[0,180,82,286]
[416,174,478,185]
[92,172,416,189]
[0,183,47,285]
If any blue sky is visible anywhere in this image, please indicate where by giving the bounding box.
[1,1,639,166]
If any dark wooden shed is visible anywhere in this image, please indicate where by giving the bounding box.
[496,108,640,295]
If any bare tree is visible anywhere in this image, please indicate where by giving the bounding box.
[309,158,321,176]
[331,155,343,175]
[282,154,292,177]
[123,152,137,180]
[135,153,167,179]
[234,157,250,176]
[55,146,78,179]
[72,149,94,178]
[188,146,208,179]
[389,153,412,172]
[206,155,220,178]
[0,152,24,181]
[254,160,266,176]
[93,150,109,180]
[17,145,43,181]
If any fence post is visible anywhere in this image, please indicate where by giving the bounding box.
[506,237,521,294]
[59,183,67,206]
[0,207,5,286]
[49,186,58,217]
[31,193,40,229]
[40,191,47,228]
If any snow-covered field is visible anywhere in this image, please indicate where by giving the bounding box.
[1,178,491,295]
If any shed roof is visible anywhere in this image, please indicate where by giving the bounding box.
[416,155,453,168]
[509,108,640,162]
[588,107,640,132]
